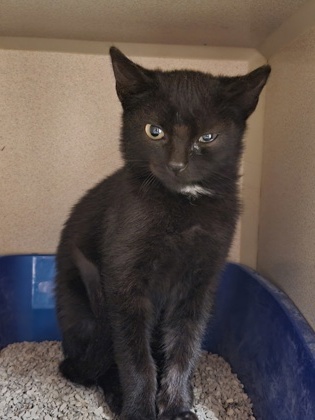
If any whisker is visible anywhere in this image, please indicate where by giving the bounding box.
[210,170,240,183]
[140,174,153,194]
[140,173,158,195]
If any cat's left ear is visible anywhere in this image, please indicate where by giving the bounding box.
[110,47,156,107]
[228,65,271,119]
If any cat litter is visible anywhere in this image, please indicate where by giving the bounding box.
[0,341,255,420]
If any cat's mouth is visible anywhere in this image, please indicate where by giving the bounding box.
[150,162,187,190]
[149,163,213,198]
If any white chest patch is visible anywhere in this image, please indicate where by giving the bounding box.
[179,185,214,198]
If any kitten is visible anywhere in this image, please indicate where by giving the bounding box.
[55,47,270,420]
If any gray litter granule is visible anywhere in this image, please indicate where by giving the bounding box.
[0,341,255,420]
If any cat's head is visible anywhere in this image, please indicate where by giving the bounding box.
[110,47,270,198]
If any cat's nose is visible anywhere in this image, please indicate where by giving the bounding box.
[167,161,187,174]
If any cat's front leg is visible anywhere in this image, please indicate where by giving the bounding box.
[109,291,157,420]
[157,284,213,420]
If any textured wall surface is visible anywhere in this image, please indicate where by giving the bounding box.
[0,0,306,48]
[258,26,315,329]
[1,48,253,259]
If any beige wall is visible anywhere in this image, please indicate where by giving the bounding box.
[258,26,315,329]
[1,42,264,261]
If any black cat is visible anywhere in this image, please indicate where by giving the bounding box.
[55,47,270,420]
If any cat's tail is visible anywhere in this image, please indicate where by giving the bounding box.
[71,246,103,318]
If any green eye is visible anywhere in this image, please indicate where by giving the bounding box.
[198,133,218,143]
[145,124,165,140]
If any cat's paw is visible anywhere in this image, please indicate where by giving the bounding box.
[98,367,123,415]
[103,391,123,415]
[159,411,198,420]
[59,358,95,386]
[173,412,198,420]
[120,413,156,420]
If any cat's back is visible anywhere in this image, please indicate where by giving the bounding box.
[57,168,128,264]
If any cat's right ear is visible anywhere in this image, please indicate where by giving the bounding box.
[110,47,156,107]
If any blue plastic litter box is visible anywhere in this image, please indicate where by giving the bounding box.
[1,255,315,420]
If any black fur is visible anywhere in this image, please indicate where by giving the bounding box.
[55,47,270,420]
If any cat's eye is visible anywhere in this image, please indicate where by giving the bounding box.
[145,124,165,140]
[198,133,218,143]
